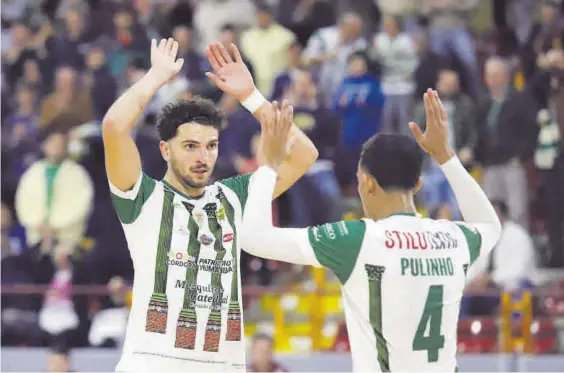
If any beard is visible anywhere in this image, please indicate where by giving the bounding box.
[170,156,211,189]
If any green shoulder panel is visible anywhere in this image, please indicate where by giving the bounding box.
[307,220,367,284]
[218,173,254,212]
[455,223,483,265]
[110,173,157,224]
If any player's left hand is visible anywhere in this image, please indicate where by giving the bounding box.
[205,43,255,102]
[260,100,294,171]
[409,89,455,165]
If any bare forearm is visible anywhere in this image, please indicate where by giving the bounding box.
[102,69,163,133]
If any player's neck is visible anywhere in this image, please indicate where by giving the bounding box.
[163,172,206,198]
[366,192,417,221]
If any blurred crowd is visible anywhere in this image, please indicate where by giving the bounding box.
[1,0,564,363]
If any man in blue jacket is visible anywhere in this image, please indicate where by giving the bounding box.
[331,51,385,189]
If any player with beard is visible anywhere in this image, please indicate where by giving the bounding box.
[102,38,317,371]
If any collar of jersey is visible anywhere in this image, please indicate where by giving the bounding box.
[388,212,419,218]
[161,179,205,200]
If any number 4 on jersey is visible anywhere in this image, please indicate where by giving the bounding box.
[412,285,445,362]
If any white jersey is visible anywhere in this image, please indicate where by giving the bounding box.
[109,171,253,372]
[295,214,486,372]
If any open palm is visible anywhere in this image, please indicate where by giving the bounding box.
[150,38,184,84]
[409,89,455,163]
[205,43,255,101]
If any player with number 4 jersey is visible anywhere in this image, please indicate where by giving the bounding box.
[240,89,502,372]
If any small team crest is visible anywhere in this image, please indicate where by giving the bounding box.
[223,233,234,243]
[193,212,204,227]
[217,207,226,221]
[199,234,213,246]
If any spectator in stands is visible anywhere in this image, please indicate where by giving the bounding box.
[3,83,39,151]
[463,200,537,316]
[21,58,45,97]
[304,11,367,106]
[523,0,564,79]
[421,0,481,96]
[475,57,538,229]
[371,14,418,136]
[270,41,303,101]
[283,68,341,227]
[193,0,256,53]
[247,333,288,372]
[50,5,90,69]
[241,2,296,94]
[415,69,476,166]
[416,69,476,218]
[2,21,38,89]
[534,48,564,267]
[172,25,206,84]
[84,45,117,122]
[1,83,41,199]
[331,51,385,189]
[412,31,448,99]
[105,6,149,77]
[132,0,167,41]
[218,24,255,81]
[39,65,94,129]
[276,0,336,46]
[15,129,93,258]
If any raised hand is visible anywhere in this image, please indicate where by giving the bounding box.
[260,100,294,171]
[409,89,455,164]
[149,38,184,84]
[205,43,255,101]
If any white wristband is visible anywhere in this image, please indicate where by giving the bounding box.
[240,88,267,113]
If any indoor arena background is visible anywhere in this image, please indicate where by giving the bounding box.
[1,0,564,371]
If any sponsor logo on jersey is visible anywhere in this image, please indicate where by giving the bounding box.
[322,223,336,240]
[193,211,204,227]
[217,207,226,221]
[384,230,458,250]
[223,233,234,243]
[167,252,198,268]
[312,226,321,242]
[199,234,214,246]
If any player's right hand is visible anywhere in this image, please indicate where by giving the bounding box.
[260,100,294,171]
[149,38,184,84]
[409,89,455,165]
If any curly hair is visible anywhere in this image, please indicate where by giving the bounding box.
[157,97,225,141]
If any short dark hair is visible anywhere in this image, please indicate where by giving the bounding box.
[157,97,225,141]
[359,133,423,190]
[39,126,69,143]
[348,50,369,64]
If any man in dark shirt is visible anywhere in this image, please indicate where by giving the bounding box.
[475,57,538,229]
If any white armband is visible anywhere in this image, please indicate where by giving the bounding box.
[240,88,267,114]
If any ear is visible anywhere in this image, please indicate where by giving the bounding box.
[413,177,423,194]
[365,173,378,195]
[159,140,170,162]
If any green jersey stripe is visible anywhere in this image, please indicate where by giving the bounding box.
[365,264,389,372]
[181,202,202,310]
[153,189,175,294]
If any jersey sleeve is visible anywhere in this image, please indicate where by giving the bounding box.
[455,222,485,265]
[109,172,156,224]
[306,220,367,284]
[219,173,253,211]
